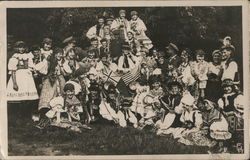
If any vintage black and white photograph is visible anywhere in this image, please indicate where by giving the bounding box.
[1,0,249,159]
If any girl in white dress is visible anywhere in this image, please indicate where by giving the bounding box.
[7,41,38,101]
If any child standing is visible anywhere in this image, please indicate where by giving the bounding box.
[38,48,71,112]
[190,49,209,99]
[7,41,39,101]
[7,41,39,119]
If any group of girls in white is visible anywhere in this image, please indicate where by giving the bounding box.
[7,9,244,154]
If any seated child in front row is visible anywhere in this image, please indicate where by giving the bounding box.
[44,83,89,130]
[155,81,183,132]
[217,79,244,152]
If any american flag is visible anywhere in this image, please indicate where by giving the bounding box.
[121,65,141,86]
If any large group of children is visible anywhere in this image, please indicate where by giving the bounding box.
[7,9,245,153]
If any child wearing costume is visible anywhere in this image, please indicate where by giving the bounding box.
[202,99,231,153]
[217,79,244,152]
[155,81,183,133]
[45,83,90,131]
[7,41,39,101]
[138,75,164,129]
[190,49,209,99]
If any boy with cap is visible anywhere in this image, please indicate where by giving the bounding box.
[165,43,181,68]
[62,36,76,57]
[117,43,140,73]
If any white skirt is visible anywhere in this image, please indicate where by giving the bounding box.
[7,69,38,101]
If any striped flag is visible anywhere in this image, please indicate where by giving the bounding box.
[121,65,141,86]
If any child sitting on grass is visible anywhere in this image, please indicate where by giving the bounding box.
[38,83,91,131]
[217,79,244,153]
[155,81,183,134]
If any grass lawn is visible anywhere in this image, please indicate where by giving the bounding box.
[8,107,210,156]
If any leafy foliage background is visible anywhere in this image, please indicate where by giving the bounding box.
[7,7,243,84]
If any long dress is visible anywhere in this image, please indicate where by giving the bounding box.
[7,52,38,101]
[38,61,70,110]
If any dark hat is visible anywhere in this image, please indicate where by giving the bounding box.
[90,37,98,42]
[63,83,75,92]
[14,41,25,48]
[107,84,117,94]
[167,81,183,91]
[166,43,179,52]
[89,82,100,92]
[148,75,161,85]
[30,45,40,52]
[119,9,126,14]
[212,50,221,57]
[122,43,131,50]
[131,11,138,16]
[42,38,52,45]
[100,38,108,43]
[221,44,235,52]
[222,79,234,87]
[97,15,105,20]
[112,30,120,35]
[195,49,206,56]
[106,16,114,21]
[62,36,76,44]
